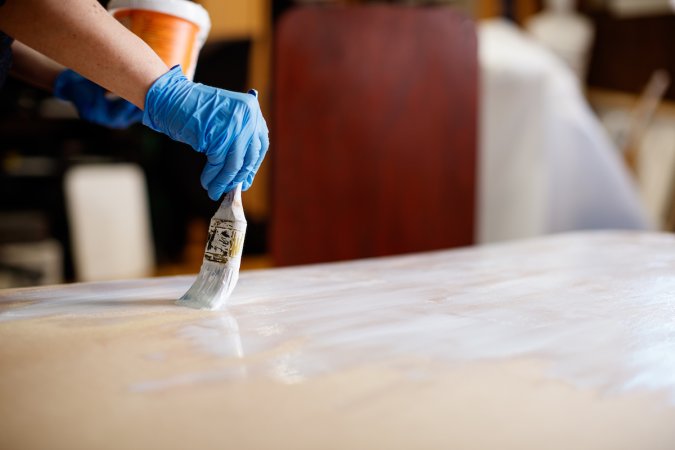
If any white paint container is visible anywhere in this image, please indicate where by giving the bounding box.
[108,0,211,80]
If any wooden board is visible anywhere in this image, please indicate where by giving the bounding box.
[1,231,675,449]
[271,6,477,266]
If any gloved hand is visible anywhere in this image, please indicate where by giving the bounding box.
[53,69,142,129]
[142,65,269,201]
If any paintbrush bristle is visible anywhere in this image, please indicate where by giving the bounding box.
[178,184,246,310]
[178,261,239,310]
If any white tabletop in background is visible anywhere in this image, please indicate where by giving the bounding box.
[1,231,674,449]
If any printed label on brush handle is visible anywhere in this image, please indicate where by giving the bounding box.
[204,219,246,265]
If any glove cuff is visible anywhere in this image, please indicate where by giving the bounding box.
[142,65,189,134]
[53,69,76,101]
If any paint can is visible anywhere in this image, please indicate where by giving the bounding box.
[108,0,211,80]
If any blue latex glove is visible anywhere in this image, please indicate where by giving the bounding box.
[53,69,142,129]
[142,65,269,200]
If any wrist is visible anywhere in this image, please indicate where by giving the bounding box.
[142,65,197,144]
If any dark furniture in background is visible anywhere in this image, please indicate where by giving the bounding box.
[271,5,478,266]
[581,3,675,100]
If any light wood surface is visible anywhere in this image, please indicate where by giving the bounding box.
[1,231,675,449]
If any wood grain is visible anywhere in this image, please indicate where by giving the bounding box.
[271,6,477,266]
[1,231,675,449]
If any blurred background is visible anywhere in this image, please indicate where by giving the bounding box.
[1,0,674,288]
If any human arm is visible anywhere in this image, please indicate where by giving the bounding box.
[9,40,142,129]
[0,0,269,198]
[0,0,167,108]
[8,40,62,92]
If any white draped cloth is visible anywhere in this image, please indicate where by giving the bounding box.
[477,20,651,243]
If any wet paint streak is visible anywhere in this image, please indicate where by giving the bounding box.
[2,231,675,404]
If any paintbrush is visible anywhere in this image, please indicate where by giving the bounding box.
[178,183,247,310]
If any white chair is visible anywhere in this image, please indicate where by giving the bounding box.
[64,163,155,281]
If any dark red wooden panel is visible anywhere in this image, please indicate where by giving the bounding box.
[271,5,477,266]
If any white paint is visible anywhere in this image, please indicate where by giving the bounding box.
[158,231,674,400]
[0,276,190,321]
[2,231,675,448]
[179,184,246,310]
[4,231,675,398]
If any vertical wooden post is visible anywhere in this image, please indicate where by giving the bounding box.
[243,0,272,222]
[476,0,502,19]
[515,0,541,25]
[475,0,541,23]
